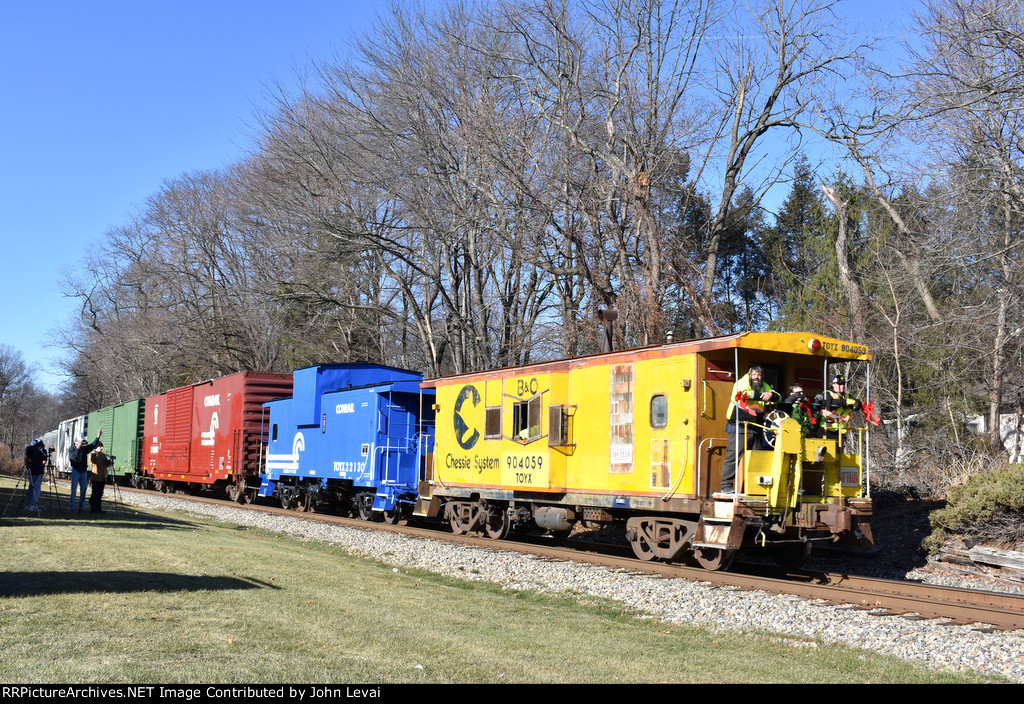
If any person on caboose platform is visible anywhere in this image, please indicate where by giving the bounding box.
[813,374,863,450]
[720,364,779,494]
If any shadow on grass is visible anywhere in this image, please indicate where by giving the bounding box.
[0,485,202,531]
[0,571,280,597]
[1,516,203,532]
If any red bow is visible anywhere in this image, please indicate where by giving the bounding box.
[798,399,817,425]
[862,401,880,426]
[734,390,756,414]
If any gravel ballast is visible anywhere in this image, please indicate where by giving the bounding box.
[121,492,1024,683]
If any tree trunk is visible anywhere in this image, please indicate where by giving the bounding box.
[821,183,865,341]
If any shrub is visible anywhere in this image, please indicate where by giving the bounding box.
[0,444,15,476]
[924,464,1024,553]
[870,422,1003,500]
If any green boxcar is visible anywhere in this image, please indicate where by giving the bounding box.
[86,399,145,482]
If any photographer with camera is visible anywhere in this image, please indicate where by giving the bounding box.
[89,441,112,514]
[23,439,48,512]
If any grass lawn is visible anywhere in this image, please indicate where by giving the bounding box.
[0,478,999,684]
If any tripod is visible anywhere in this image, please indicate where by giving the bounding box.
[86,452,129,517]
[2,456,62,518]
[91,472,128,516]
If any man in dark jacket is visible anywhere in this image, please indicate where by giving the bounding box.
[813,374,862,448]
[68,429,102,512]
[23,439,48,511]
[783,385,817,437]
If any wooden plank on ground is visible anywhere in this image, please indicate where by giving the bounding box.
[967,546,1024,571]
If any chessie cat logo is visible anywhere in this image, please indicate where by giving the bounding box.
[453,385,481,450]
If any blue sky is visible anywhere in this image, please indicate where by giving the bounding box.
[2,0,382,393]
[2,0,912,395]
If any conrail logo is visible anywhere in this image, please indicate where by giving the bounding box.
[453,384,481,450]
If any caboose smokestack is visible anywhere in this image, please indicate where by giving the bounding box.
[598,308,618,353]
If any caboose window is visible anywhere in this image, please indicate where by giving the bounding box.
[650,394,668,429]
[272,424,278,441]
[548,404,572,447]
[513,396,542,442]
[485,406,502,439]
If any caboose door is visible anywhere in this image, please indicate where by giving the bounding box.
[696,355,735,497]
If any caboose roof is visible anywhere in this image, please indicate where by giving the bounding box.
[423,331,870,386]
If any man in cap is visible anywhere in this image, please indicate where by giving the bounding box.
[813,374,862,447]
[89,441,112,513]
[68,428,102,512]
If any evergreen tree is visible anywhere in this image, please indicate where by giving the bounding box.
[717,186,773,332]
[769,158,871,341]
[767,155,832,331]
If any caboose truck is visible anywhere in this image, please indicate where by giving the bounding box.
[416,331,874,571]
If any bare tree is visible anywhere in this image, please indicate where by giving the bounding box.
[820,182,865,341]
[493,0,722,344]
[695,0,874,332]
[58,168,300,403]
[0,345,31,451]
[903,0,1024,447]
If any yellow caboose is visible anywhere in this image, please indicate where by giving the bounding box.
[418,331,874,570]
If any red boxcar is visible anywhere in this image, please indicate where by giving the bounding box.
[143,372,293,499]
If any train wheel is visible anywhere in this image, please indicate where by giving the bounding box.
[626,519,662,561]
[356,493,377,521]
[483,505,510,540]
[629,533,659,561]
[449,510,466,535]
[383,507,406,525]
[626,517,696,562]
[447,502,479,535]
[225,482,240,503]
[694,547,737,571]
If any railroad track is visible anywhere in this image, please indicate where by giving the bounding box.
[118,485,1024,633]
[707,562,1024,632]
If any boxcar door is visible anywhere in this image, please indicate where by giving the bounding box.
[164,386,195,476]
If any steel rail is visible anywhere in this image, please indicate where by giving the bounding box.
[121,485,1024,632]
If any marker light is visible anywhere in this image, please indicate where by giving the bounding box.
[808,338,822,352]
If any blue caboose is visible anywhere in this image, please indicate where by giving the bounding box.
[258,363,435,522]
